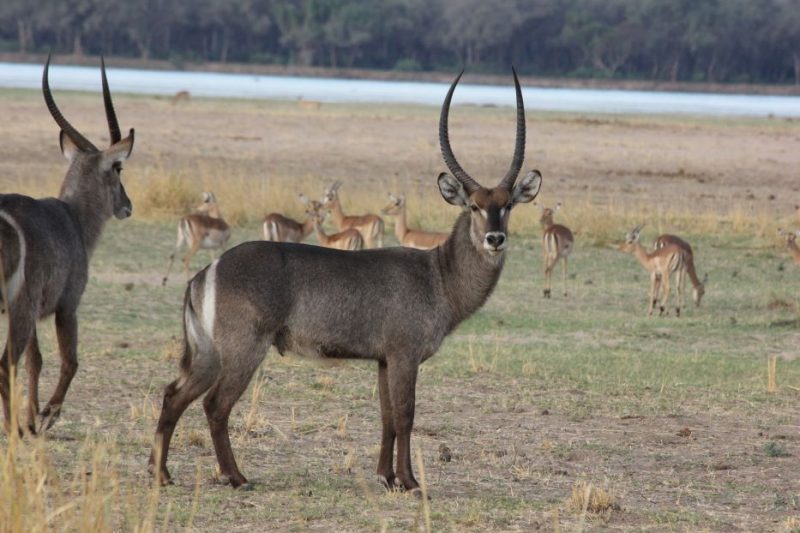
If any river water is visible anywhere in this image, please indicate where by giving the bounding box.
[2,62,799,117]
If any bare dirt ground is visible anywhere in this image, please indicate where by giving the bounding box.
[1,88,799,531]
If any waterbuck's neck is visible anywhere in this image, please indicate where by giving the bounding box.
[58,177,110,257]
[391,207,408,243]
[435,211,504,331]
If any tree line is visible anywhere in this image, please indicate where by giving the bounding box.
[2,0,799,85]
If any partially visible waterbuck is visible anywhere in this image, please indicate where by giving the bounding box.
[162,192,231,285]
[150,69,542,495]
[0,55,134,433]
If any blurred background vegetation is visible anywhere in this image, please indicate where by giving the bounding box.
[2,0,800,84]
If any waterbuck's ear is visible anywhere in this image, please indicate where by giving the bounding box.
[59,130,81,161]
[438,172,469,207]
[511,170,542,205]
[101,128,134,171]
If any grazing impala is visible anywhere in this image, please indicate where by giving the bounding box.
[263,194,316,243]
[654,234,706,305]
[162,192,231,285]
[0,55,134,433]
[381,193,448,250]
[150,68,542,494]
[538,203,574,298]
[778,228,800,264]
[619,225,688,317]
[321,181,384,248]
[306,201,364,251]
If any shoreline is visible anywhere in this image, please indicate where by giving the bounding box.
[2,52,799,97]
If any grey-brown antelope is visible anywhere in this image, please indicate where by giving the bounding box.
[618,225,688,316]
[262,194,315,243]
[150,69,542,494]
[0,55,134,434]
[308,200,364,251]
[778,228,800,264]
[538,203,574,298]
[321,181,384,247]
[381,193,448,249]
[162,192,230,285]
[654,234,706,305]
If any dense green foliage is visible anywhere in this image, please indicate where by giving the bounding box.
[2,0,800,84]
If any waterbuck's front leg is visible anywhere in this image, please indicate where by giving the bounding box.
[387,358,420,494]
[376,361,397,489]
[39,309,79,430]
[25,329,43,434]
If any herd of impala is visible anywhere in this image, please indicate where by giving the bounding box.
[0,56,798,497]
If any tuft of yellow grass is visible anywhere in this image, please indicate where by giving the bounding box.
[767,355,778,394]
[569,481,619,519]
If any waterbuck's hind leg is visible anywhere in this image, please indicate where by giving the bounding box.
[0,302,35,434]
[38,309,79,431]
[376,361,397,489]
[386,359,420,495]
[25,329,43,434]
[202,333,269,489]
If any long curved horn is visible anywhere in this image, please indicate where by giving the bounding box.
[42,53,97,153]
[101,56,121,145]
[439,71,481,194]
[498,66,525,190]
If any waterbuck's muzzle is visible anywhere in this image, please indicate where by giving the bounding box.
[115,185,133,219]
[483,231,507,254]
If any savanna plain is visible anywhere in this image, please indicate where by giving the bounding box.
[1,87,799,531]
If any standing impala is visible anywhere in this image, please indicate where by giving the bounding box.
[162,192,230,285]
[538,203,574,298]
[150,69,542,494]
[778,228,800,264]
[263,194,315,243]
[321,181,384,248]
[308,200,364,251]
[381,193,448,250]
[618,225,688,317]
[0,56,134,433]
[654,234,706,305]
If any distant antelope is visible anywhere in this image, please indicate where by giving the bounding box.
[262,194,316,243]
[618,225,688,316]
[381,193,448,250]
[150,68,542,494]
[308,201,364,251]
[778,228,800,264]
[654,234,706,305]
[162,192,230,285]
[171,90,190,105]
[537,203,574,298]
[0,55,134,434]
[321,181,384,248]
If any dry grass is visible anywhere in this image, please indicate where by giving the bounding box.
[569,481,619,520]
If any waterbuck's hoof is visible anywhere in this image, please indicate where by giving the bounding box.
[235,482,254,492]
[37,404,62,432]
[378,474,398,490]
[147,463,174,486]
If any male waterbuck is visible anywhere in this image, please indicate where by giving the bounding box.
[0,55,134,433]
[150,69,542,494]
[162,192,231,285]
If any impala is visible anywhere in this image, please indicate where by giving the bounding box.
[381,193,448,250]
[321,181,384,248]
[150,68,542,494]
[263,194,316,243]
[778,228,800,264]
[654,234,706,305]
[308,200,364,251]
[538,203,574,298]
[0,55,134,433]
[618,225,688,316]
[162,192,231,285]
